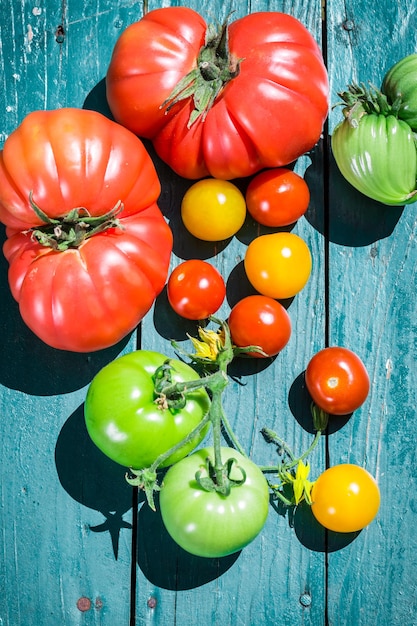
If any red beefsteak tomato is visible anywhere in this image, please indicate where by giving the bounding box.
[0,108,173,352]
[106,7,329,180]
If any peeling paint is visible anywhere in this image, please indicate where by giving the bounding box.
[24,24,34,52]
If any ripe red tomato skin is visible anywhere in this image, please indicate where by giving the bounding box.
[245,168,310,227]
[167,260,226,320]
[106,7,329,180]
[311,464,380,533]
[305,347,370,415]
[228,295,291,357]
[0,108,173,352]
[159,447,270,557]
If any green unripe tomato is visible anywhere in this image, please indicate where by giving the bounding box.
[331,112,417,205]
[382,54,417,131]
[159,447,270,558]
[84,350,210,469]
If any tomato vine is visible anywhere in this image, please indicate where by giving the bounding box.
[127,317,327,512]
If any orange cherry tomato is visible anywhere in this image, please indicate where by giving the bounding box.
[244,232,312,299]
[311,464,380,533]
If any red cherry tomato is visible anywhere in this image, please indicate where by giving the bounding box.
[228,295,291,358]
[167,260,226,320]
[305,347,370,415]
[246,168,310,227]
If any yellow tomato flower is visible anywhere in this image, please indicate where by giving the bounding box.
[188,327,225,361]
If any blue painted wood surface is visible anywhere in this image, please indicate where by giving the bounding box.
[0,1,415,625]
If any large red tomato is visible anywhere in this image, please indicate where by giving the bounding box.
[106,7,329,180]
[0,108,173,352]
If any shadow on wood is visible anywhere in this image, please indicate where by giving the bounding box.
[55,404,136,559]
[136,494,240,590]
[305,147,403,247]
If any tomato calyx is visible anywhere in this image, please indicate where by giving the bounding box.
[26,191,123,250]
[196,455,246,496]
[311,403,329,431]
[153,360,188,410]
[126,467,160,510]
[161,15,242,127]
[335,82,403,128]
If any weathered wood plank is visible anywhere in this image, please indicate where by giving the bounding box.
[137,1,327,624]
[0,2,142,624]
[5,0,415,624]
[327,1,417,624]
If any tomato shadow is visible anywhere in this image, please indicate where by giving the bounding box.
[164,198,232,261]
[136,494,240,590]
[0,226,132,395]
[153,286,210,343]
[83,77,115,119]
[55,404,138,559]
[292,500,360,552]
[304,142,403,246]
[225,260,294,312]
[288,371,352,434]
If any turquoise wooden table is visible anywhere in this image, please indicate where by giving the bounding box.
[1,1,416,625]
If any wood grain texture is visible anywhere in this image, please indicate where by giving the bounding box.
[1,0,415,624]
[327,1,417,625]
[0,1,141,624]
[137,1,327,624]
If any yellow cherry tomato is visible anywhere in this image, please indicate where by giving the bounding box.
[181,179,246,241]
[311,464,380,533]
[244,232,312,299]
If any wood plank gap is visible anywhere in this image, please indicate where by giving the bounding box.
[130,487,139,626]
[320,0,330,351]
[321,4,331,626]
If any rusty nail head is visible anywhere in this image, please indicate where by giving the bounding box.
[77,597,92,612]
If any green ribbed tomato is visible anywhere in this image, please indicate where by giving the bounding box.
[382,54,417,131]
[331,112,417,205]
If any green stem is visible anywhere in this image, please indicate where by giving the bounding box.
[258,430,322,474]
[161,15,242,127]
[261,427,296,463]
[27,192,122,250]
[219,407,247,457]
[148,411,212,473]
[210,390,227,489]
[155,370,221,399]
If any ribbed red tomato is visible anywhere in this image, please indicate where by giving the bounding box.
[106,7,329,180]
[0,108,173,352]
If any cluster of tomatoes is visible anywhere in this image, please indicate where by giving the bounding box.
[167,170,311,358]
[0,5,382,559]
[84,161,381,557]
